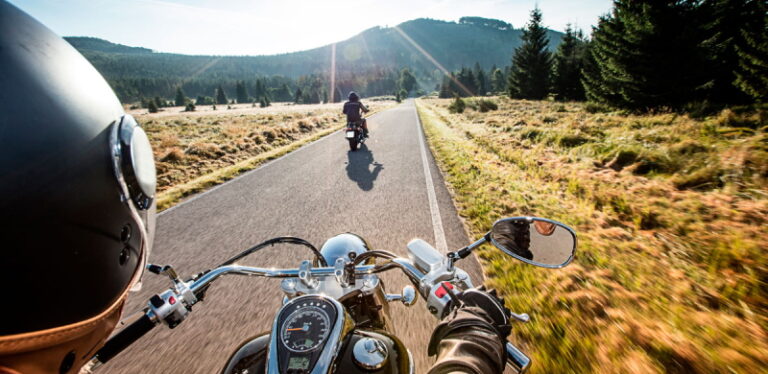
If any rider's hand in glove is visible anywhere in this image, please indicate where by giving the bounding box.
[426,286,512,374]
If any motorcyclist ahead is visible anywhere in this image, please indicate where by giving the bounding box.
[343,91,370,138]
[0,3,511,374]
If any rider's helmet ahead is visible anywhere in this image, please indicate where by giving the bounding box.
[348,91,359,102]
[0,2,156,373]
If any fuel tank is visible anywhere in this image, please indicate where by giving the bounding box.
[221,330,412,374]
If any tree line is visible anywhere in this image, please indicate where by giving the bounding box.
[440,0,767,111]
[139,66,425,108]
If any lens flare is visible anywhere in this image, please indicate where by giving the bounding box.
[330,43,337,103]
[392,26,474,97]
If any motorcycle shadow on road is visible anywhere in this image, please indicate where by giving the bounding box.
[346,144,383,191]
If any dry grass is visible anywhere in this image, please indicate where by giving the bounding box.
[416,98,768,373]
[138,101,395,210]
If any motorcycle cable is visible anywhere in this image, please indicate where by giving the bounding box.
[351,250,398,265]
[190,237,326,300]
[218,236,326,267]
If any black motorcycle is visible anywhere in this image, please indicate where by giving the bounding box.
[89,217,576,374]
[345,120,366,151]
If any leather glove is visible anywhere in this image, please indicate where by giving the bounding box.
[426,286,512,374]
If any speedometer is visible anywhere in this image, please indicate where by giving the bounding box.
[280,305,331,352]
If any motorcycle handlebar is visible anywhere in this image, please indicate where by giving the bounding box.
[189,259,426,297]
[93,313,157,365]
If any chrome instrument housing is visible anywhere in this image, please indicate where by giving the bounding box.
[267,295,354,374]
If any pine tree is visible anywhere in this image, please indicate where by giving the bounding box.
[734,1,768,102]
[439,75,452,98]
[215,85,228,105]
[474,62,487,96]
[552,25,587,101]
[509,7,553,100]
[236,81,249,103]
[701,0,765,104]
[175,87,186,107]
[491,68,505,93]
[583,1,705,110]
[456,67,477,97]
[294,88,303,104]
[398,68,417,94]
[276,84,292,102]
[148,100,158,113]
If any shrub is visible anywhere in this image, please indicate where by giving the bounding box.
[672,165,724,190]
[184,102,196,112]
[160,147,185,163]
[556,133,591,148]
[148,100,158,113]
[477,99,498,112]
[185,142,224,158]
[585,102,612,113]
[669,140,707,156]
[448,96,466,113]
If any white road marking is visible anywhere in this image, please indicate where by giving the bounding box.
[413,103,448,253]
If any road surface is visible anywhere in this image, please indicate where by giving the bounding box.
[104,100,484,374]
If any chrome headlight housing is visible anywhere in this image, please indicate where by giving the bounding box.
[110,114,157,290]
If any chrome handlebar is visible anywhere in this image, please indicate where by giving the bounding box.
[188,258,426,297]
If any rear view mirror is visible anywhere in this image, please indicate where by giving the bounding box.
[490,217,576,268]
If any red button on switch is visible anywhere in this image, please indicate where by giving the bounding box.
[168,296,176,305]
[434,282,454,298]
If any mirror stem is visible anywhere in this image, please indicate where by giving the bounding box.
[454,234,489,259]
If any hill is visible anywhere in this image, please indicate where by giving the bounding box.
[65,17,563,101]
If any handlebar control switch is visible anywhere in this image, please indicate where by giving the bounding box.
[425,282,454,319]
[147,289,189,329]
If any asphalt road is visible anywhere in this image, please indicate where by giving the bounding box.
[104,100,484,374]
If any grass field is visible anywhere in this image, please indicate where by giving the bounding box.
[416,97,767,373]
[135,101,394,210]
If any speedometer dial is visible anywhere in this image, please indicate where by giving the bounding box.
[280,306,331,352]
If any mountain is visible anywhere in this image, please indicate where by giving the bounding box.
[65,17,564,101]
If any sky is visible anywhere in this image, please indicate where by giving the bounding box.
[9,0,614,56]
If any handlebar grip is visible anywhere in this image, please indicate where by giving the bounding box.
[93,313,156,364]
[505,342,531,373]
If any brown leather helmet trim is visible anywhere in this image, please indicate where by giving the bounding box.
[0,292,126,374]
[0,286,129,355]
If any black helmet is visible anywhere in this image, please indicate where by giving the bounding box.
[0,2,155,371]
[348,91,359,101]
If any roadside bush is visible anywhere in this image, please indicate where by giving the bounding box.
[669,139,707,156]
[477,99,498,112]
[556,133,591,148]
[672,164,724,190]
[585,102,612,113]
[160,147,185,163]
[448,96,466,113]
[185,142,224,158]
